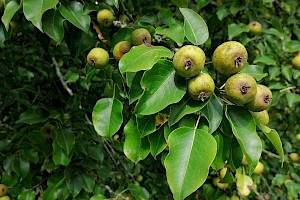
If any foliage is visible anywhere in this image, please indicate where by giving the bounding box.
[0,0,300,199]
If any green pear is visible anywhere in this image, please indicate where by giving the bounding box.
[248,21,262,35]
[213,41,248,75]
[130,28,151,46]
[87,47,109,68]
[251,110,269,125]
[97,9,114,27]
[0,196,10,200]
[173,45,206,78]
[113,41,131,61]
[188,72,215,101]
[224,73,257,105]
[246,84,272,112]
[292,55,300,70]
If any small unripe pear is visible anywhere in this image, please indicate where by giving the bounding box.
[251,110,269,125]
[213,41,248,75]
[173,45,206,78]
[187,72,214,101]
[113,41,131,61]
[253,161,264,175]
[246,84,272,112]
[131,28,151,46]
[289,153,299,162]
[213,177,229,189]
[292,55,300,70]
[224,73,257,105]
[296,134,300,141]
[0,196,10,200]
[87,47,109,68]
[97,9,114,27]
[248,21,262,35]
[0,184,8,197]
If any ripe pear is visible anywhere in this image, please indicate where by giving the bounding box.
[0,196,10,200]
[246,84,272,112]
[296,134,300,141]
[251,110,269,125]
[292,55,300,70]
[0,184,8,197]
[213,177,229,189]
[289,153,299,162]
[213,41,248,75]
[188,72,214,101]
[220,167,227,179]
[113,41,131,61]
[248,21,262,35]
[97,9,114,27]
[237,175,253,197]
[173,45,206,78]
[224,73,257,105]
[130,28,151,46]
[253,161,264,175]
[87,47,109,68]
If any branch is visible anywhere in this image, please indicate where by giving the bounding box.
[52,57,73,96]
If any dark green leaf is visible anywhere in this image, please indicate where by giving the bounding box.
[228,23,249,40]
[148,128,167,159]
[1,0,21,30]
[18,189,35,200]
[42,10,65,43]
[43,176,66,200]
[240,65,268,81]
[55,127,75,155]
[12,157,30,179]
[16,106,49,125]
[52,140,71,166]
[128,184,150,200]
[212,131,230,170]
[136,114,156,137]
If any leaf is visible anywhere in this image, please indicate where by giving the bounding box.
[59,2,91,32]
[228,138,243,171]
[225,106,262,174]
[171,0,188,7]
[1,0,21,31]
[128,71,144,104]
[92,98,123,138]
[123,118,150,163]
[240,64,268,81]
[18,189,35,200]
[149,129,167,159]
[285,92,300,107]
[90,194,107,200]
[43,176,66,200]
[66,172,83,197]
[211,131,231,170]
[128,184,150,200]
[254,55,276,66]
[136,115,156,137]
[168,96,207,126]
[284,40,300,52]
[119,45,174,74]
[228,23,249,40]
[23,0,59,31]
[82,174,95,192]
[281,66,293,82]
[165,125,217,200]
[179,8,209,45]
[201,94,223,134]
[12,157,30,179]
[135,60,186,115]
[155,23,185,46]
[16,106,49,125]
[42,9,65,43]
[55,127,75,155]
[52,140,71,166]
[256,123,284,163]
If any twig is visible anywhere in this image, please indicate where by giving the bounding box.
[52,57,73,96]
[262,149,300,168]
[254,191,264,200]
[205,61,213,65]
[279,86,296,93]
[119,0,135,22]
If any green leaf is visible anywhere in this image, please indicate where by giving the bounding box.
[16,106,48,125]
[1,0,21,31]
[228,23,249,40]
[286,182,300,198]
[92,98,123,138]
[225,106,262,174]
[18,189,35,200]
[43,176,66,200]
[123,118,150,163]
[168,96,207,126]
[155,23,185,46]
[135,60,186,115]
[65,172,83,197]
[264,28,285,37]
[119,45,174,74]
[256,123,284,162]
[165,125,217,200]
[281,66,293,82]
[136,115,156,137]
[212,131,230,170]
[12,157,30,179]
[128,71,144,104]
[23,0,59,31]
[179,8,209,45]
[171,0,188,7]
[157,8,176,26]
[284,40,300,52]
[228,138,243,170]
[90,194,107,200]
[55,127,75,155]
[128,184,150,200]
[149,129,167,159]
[216,6,230,20]
[82,174,95,192]
[52,140,71,166]
[59,2,91,32]
[42,9,65,43]
[201,94,223,134]
[285,92,300,107]
[240,64,268,81]
[254,55,276,66]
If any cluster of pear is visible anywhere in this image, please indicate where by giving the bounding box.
[0,184,9,200]
[87,9,152,68]
[172,41,272,122]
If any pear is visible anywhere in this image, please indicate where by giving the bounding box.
[253,161,264,175]
[173,45,206,78]
[246,84,272,112]
[0,184,8,197]
[0,196,10,200]
[87,47,109,68]
[97,9,114,27]
[213,41,248,75]
[224,73,257,105]
[113,41,131,61]
[248,21,262,35]
[130,28,151,46]
[188,72,214,101]
[251,110,269,125]
[292,55,300,70]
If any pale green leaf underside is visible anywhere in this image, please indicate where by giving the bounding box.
[1,0,21,31]
[165,126,217,200]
